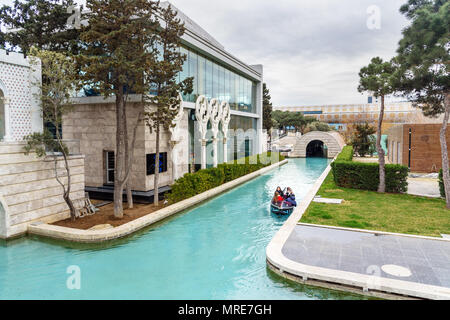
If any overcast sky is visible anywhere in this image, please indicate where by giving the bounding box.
[1,0,410,106]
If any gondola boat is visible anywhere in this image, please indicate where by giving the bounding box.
[270,202,294,215]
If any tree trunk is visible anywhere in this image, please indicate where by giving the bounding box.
[126,183,133,209]
[61,152,76,220]
[54,120,77,221]
[124,110,142,210]
[154,121,160,206]
[122,97,133,210]
[64,192,77,221]
[114,93,126,218]
[377,95,386,193]
[440,92,450,209]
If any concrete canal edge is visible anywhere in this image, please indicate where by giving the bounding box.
[265,160,450,300]
[27,159,288,243]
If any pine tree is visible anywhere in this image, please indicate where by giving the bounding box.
[77,0,159,218]
[394,0,450,207]
[0,0,80,54]
[262,83,273,140]
[358,57,397,193]
[143,4,192,206]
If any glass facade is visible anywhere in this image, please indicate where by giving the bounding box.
[76,45,257,115]
[179,46,256,113]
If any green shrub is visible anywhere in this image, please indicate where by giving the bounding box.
[331,161,408,193]
[167,152,283,203]
[336,146,354,161]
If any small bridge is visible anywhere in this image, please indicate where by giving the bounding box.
[290,131,345,158]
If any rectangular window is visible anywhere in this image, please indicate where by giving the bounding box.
[146,152,168,175]
[188,50,198,102]
[245,138,251,158]
[218,65,224,101]
[197,55,205,99]
[105,151,115,184]
[180,47,189,101]
[239,76,244,111]
[229,72,235,108]
[224,69,231,103]
[233,73,239,110]
[251,81,256,113]
[212,63,219,98]
[205,59,213,99]
[246,80,252,112]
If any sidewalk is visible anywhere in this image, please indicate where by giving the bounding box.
[407,177,441,198]
[282,224,450,290]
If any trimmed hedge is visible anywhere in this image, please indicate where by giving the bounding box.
[331,146,408,193]
[167,152,285,203]
[336,145,354,161]
[331,161,409,193]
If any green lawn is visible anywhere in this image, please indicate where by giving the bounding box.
[300,171,450,237]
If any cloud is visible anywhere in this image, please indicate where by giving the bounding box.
[0,0,410,106]
[168,0,409,106]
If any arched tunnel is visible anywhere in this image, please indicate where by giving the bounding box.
[306,140,327,158]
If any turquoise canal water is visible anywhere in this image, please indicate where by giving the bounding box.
[0,158,363,300]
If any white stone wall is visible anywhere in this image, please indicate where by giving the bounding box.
[0,50,42,141]
[0,142,85,238]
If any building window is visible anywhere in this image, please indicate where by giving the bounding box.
[147,152,168,175]
[105,151,115,184]
[177,46,256,113]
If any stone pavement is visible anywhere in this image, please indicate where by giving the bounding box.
[407,177,441,198]
[282,225,450,288]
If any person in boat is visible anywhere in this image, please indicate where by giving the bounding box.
[275,186,284,199]
[272,191,284,206]
[285,193,297,207]
[284,187,293,200]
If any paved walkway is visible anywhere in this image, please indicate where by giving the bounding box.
[407,177,441,198]
[282,225,450,288]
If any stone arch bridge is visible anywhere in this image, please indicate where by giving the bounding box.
[289,131,346,158]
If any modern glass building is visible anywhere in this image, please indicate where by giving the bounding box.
[76,1,263,160]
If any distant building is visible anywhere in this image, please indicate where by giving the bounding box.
[274,102,436,131]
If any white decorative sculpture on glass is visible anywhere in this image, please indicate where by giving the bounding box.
[168,93,184,180]
[195,95,211,169]
[210,98,222,168]
[220,101,231,163]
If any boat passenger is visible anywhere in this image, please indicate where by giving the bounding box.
[284,187,293,199]
[285,194,297,207]
[275,186,284,198]
[272,192,283,205]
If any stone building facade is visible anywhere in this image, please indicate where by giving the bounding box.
[63,97,188,192]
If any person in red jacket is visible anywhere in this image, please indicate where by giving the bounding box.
[272,192,284,205]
